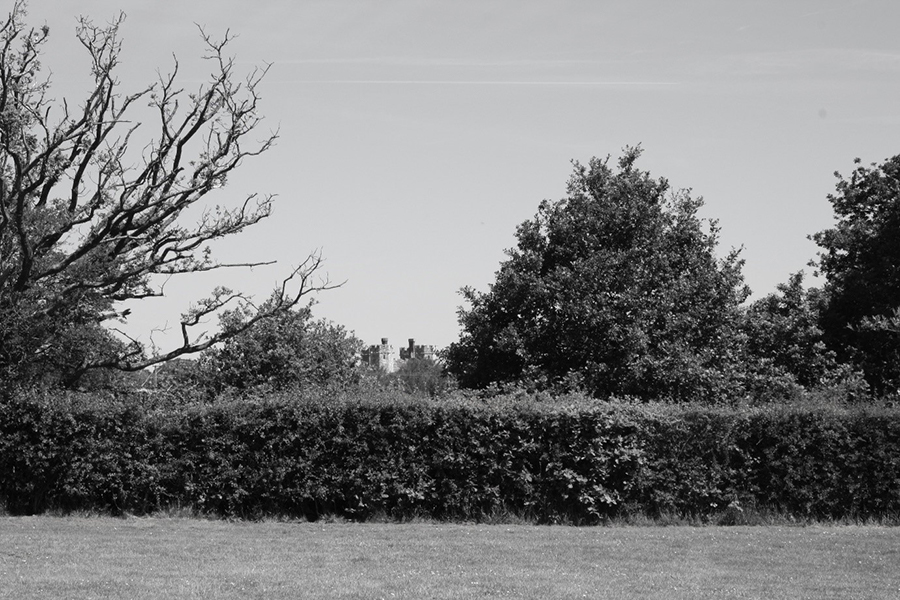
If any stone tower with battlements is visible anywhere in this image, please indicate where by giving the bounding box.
[399,338,435,362]
[362,337,395,372]
[362,337,435,373]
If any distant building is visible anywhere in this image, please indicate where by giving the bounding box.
[362,337,395,373]
[362,337,435,373]
[399,338,435,362]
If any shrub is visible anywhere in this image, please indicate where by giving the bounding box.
[1,389,898,522]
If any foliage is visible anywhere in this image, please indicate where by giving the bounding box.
[446,147,749,401]
[384,357,455,398]
[143,358,200,392]
[2,389,899,522]
[194,303,365,393]
[741,272,863,399]
[0,2,334,389]
[812,154,900,395]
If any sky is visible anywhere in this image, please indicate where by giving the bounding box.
[21,0,900,356]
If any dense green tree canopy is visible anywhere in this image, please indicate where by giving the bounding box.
[741,271,853,393]
[388,357,454,398]
[446,148,749,401]
[813,154,900,394]
[197,302,364,393]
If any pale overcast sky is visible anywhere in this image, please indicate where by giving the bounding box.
[23,0,900,353]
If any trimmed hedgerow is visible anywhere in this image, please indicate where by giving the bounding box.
[0,389,898,522]
[740,405,900,519]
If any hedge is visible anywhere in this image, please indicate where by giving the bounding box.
[0,390,898,522]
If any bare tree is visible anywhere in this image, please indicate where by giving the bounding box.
[0,2,336,386]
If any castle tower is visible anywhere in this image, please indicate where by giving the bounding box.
[399,337,436,362]
[362,337,396,372]
[378,337,395,373]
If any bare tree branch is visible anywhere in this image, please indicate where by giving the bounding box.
[0,2,334,386]
[87,251,343,373]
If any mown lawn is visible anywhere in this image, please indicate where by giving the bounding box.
[0,516,898,599]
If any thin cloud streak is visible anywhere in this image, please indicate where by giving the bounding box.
[288,79,678,86]
[277,57,634,67]
[692,48,900,78]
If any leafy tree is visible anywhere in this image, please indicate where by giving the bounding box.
[196,302,364,393]
[812,154,900,395]
[143,358,202,393]
[742,272,853,392]
[0,3,333,388]
[446,147,749,401]
[389,357,455,398]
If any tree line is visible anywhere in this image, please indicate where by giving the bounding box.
[445,148,900,401]
[2,3,898,402]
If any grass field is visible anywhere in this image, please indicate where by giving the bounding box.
[1,517,898,599]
